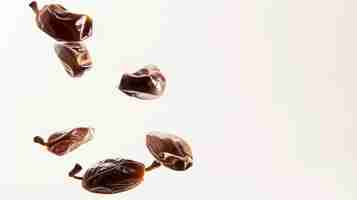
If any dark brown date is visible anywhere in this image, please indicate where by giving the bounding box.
[145,132,193,171]
[69,158,145,194]
[119,65,166,100]
[29,1,93,42]
[34,127,94,156]
[54,42,92,78]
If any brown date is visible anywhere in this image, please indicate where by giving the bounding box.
[33,127,94,156]
[54,42,92,78]
[145,132,193,171]
[68,158,145,194]
[119,65,166,100]
[29,1,93,42]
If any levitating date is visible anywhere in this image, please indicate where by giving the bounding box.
[146,132,193,171]
[29,1,93,42]
[34,127,94,156]
[54,42,92,77]
[119,65,166,100]
[69,158,145,194]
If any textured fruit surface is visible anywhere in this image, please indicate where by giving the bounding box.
[146,132,193,171]
[30,1,92,41]
[82,158,145,194]
[54,42,92,77]
[119,65,166,100]
[46,127,94,156]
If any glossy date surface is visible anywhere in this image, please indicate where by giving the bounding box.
[34,127,94,156]
[146,132,193,171]
[119,65,166,100]
[54,42,92,77]
[69,158,145,194]
[30,1,93,42]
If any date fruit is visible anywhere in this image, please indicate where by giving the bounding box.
[33,127,94,156]
[145,132,193,171]
[119,65,166,100]
[29,1,93,42]
[69,158,145,194]
[54,42,92,77]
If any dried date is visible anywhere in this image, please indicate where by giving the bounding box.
[33,127,94,156]
[68,158,145,194]
[54,42,92,77]
[29,1,93,42]
[119,65,166,100]
[145,132,193,171]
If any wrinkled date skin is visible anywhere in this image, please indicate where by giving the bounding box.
[34,127,94,156]
[119,65,166,100]
[29,1,93,42]
[54,42,92,77]
[69,158,145,194]
[146,132,193,171]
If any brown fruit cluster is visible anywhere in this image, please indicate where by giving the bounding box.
[30,1,93,78]
[30,1,192,196]
[34,130,193,194]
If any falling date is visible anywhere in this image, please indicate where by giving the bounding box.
[54,42,92,77]
[69,158,145,194]
[146,132,193,171]
[119,65,166,100]
[34,127,94,156]
[29,1,93,42]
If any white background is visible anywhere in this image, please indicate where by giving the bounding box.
[2,0,357,199]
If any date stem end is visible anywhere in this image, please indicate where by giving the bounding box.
[69,163,83,180]
[29,1,39,14]
[145,160,161,172]
[33,136,47,146]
